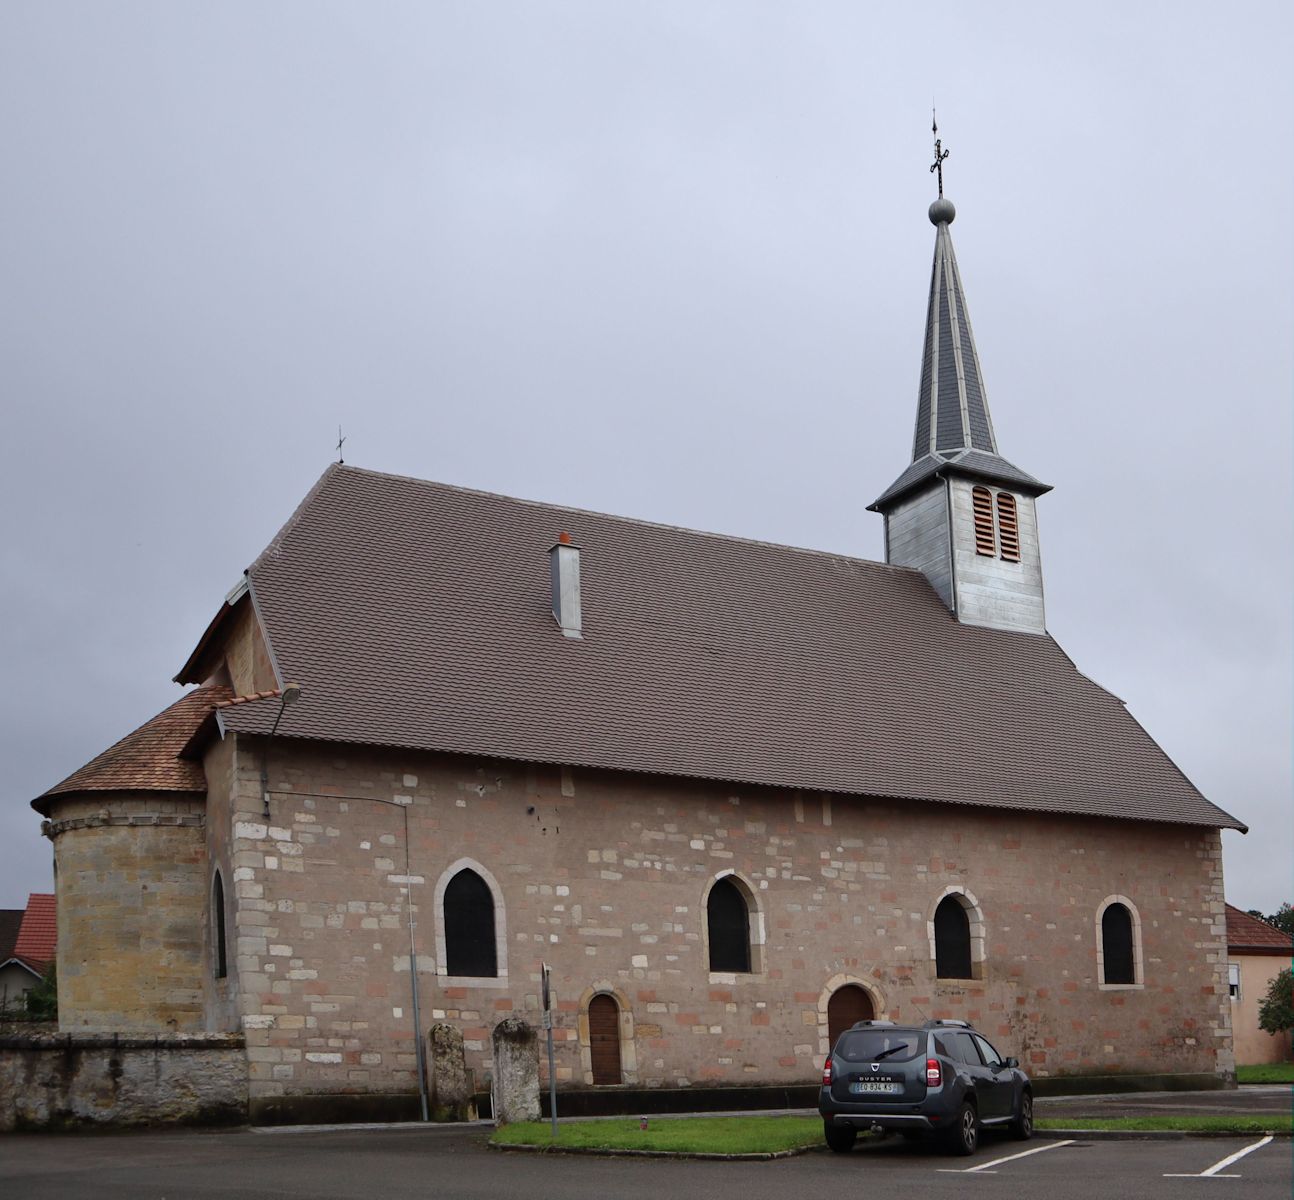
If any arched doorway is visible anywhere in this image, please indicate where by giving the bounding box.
[827,984,875,1047]
[588,994,622,1085]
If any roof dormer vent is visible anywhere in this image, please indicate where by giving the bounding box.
[549,532,582,639]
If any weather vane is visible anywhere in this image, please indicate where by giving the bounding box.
[336,425,346,465]
[930,110,950,198]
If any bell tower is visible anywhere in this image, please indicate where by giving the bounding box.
[868,124,1051,635]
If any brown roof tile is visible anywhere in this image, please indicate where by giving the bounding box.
[1226,904,1294,954]
[216,465,1243,831]
[35,684,232,813]
[13,893,56,973]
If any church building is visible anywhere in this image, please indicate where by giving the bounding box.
[33,187,1245,1124]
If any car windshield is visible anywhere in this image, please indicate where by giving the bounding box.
[836,1029,922,1063]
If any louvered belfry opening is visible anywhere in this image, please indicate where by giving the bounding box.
[588,993,622,1085]
[444,868,497,977]
[827,984,875,1048]
[934,895,973,979]
[707,878,751,972]
[996,492,1021,562]
[1102,904,1135,985]
[972,486,996,556]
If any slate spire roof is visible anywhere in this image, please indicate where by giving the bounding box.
[870,198,1050,511]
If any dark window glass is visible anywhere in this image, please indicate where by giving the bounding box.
[837,1030,921,1063]
[1102,903,1135,985]
[212,871,227,979]
[949,1032,984,1065]
[707,879,751,972]
[934,895,973,979]
[972,1034,1002,1066]
[444,869,498,977]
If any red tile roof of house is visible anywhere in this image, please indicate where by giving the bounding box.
[33,684,232,815]
[1226,904,1294,955]
[214,464,1243,831]
[12,893,56,973]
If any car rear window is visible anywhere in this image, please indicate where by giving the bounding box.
[835,1029,923,1063]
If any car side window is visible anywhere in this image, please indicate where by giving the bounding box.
[950,1031,984,1065]
[932,1035,951,1058]
[972,1034,1002,1067]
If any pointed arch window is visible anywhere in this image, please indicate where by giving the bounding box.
[1101,902,1136,986]
[971,486,996,556]
[443,868,498,978]
[934,894,973,979]
[996,493,1021,562]
[211,870,228,980]
[707,878,752,973]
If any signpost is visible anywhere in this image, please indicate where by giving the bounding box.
[541,962,558,1138]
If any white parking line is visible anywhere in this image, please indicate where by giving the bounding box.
[936,1138,1075,1174]
[1162,1135,1275,1179]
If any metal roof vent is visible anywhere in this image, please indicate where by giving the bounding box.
[549,532,582,639]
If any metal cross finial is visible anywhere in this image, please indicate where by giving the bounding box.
[336,425,346,465]
[930,110,949,198]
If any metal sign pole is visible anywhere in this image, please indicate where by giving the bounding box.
[542,962,557,1138]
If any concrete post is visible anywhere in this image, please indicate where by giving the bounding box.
[490,1017,540,1124]
[427,1023,471,1122]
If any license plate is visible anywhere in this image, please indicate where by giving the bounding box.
[849,1080,901,1094]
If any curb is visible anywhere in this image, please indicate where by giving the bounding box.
[489,1141,814,1160]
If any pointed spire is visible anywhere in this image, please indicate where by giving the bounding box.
[869,167,1049,512]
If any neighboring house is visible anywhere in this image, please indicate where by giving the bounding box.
[1,894,56,1015]
[1225,905,1293,1065]
[32,189,1246,1124]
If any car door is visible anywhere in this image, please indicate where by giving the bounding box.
[971,1033,1014,1120]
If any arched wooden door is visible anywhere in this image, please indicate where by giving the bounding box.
[827,985,875,1048]
[588,994,622,1085]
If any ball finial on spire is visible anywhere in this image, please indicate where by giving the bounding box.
[929,197,956,225]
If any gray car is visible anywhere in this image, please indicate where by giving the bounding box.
[818,1018,1033,1155]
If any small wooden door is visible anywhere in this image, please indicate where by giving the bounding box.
[827,985,874,1048]
[588,994,622,1085]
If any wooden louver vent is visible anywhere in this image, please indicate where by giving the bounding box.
[996,492,1021,562]
[971,487,996,556]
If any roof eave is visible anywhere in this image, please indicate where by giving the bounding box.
[869,463,1053,514]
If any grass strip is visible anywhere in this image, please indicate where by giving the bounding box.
[1037,1115,1291,1134]
[1237,1063,1294,1085]
[490,1115,824,1155]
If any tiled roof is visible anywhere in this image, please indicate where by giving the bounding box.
[0,910,23,961]
[13,893,56,973]
[34,684,232,813]
[217,464,1243,832]
[1226,904,1294,954]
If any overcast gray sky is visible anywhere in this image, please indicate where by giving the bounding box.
[2,2,1290,915]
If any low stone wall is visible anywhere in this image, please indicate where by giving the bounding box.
[0,1032,247,1131]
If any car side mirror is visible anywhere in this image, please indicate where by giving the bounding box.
[1004,1057,1019,1068]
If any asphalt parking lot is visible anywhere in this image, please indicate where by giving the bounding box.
[2,1119,1290,1200]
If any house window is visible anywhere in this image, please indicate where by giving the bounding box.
[1228,963,1241,1001]
[443,868,497,977]
[1101,902,1136,985]
[972,486,996,556]
[996,493,1021,562]
[707,877,752,973]
[934,894,973,979]
[212,870,227,980]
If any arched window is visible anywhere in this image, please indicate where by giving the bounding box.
[996,492,1021,562]
[1101,902,1136,985]
[707,877,751,973]
[972,486,996,556]
[443,868,497,978]
[211,870,227,980]
[827,984,875,1048]
[588,993,623,1085]
[934,894,972,979]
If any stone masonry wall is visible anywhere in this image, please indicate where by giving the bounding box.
[0,1033,246,1131]
[216,734,1232,1111]
[44,793,208,1032]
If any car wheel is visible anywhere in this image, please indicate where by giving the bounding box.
[823,1120,857,1153]
[1010,1090,1033,1141]
[946,1100,979,1156]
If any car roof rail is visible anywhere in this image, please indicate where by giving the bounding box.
[847,1019,897,1029]
[925,1018,972,1028]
